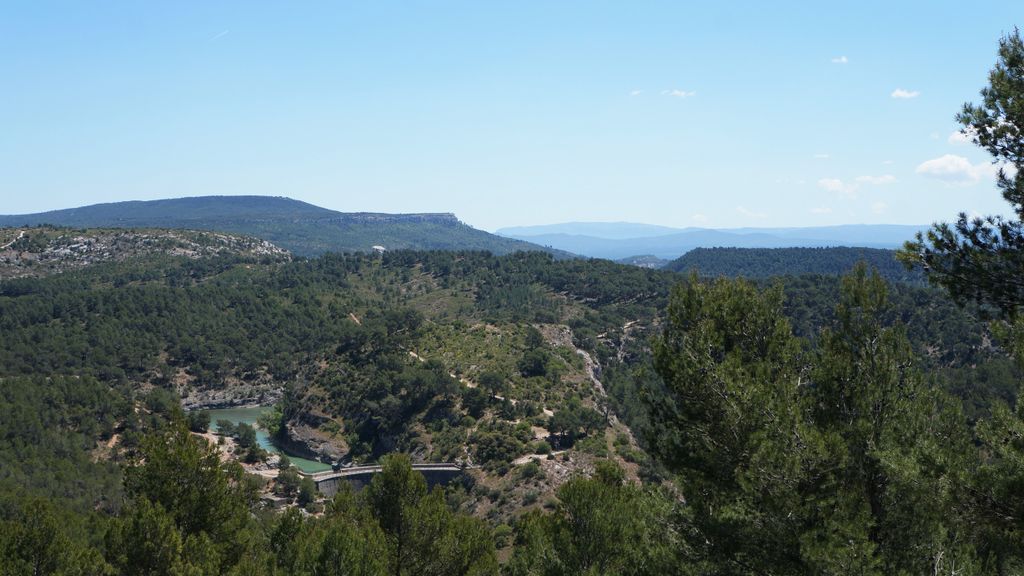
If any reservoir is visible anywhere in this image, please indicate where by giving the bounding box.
[204,406,332,473]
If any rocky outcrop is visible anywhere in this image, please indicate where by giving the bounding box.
[179,383,283,411]
[283,422,347,462]
[0,226,290,280]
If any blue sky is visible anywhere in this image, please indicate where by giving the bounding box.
[2,1,1022,231]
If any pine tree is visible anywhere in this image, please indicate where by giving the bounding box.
[902,29,1024,318]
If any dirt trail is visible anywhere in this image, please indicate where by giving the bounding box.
[512,450,568,466]
[0,230,24,250]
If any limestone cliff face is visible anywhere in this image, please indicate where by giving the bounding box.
[282,421,347,463]
[179,381,284,412]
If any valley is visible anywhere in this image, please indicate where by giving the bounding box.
[2,217,1023,573]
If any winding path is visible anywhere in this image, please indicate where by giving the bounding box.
[0,230,24,250]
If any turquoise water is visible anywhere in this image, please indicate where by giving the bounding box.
[204,406,332,473]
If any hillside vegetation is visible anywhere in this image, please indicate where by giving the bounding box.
[0,235,1020,573]
[667,246,923,282]
[0,226,289,280]
[0,243,1013,476]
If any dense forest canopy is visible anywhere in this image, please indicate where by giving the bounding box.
[668,246,923,282]
[1,234,1022,573]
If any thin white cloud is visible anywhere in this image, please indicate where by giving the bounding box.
[872,201,889,214]
[630,90,643,97]
[814,153,830,159]
[817,178,846,192]
[891,88,921,99]
[915,154,1013,184]
[736,205,767,219]
[209,29,230,42]
[810,207,833,214]
[818,178,858,198]
[662,89,696,98]
[691,213,709,223]
[855,174,897,185]
[882,160,894,165]
[831,56,849,64]
[820,174,895,199]
[948,128,975,145]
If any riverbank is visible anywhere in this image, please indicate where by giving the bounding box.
[203,406,332,473]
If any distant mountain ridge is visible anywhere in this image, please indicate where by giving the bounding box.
[497,222,684,239]
[497,222,928,260]
[0,196,567,258]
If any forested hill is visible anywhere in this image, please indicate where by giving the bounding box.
[667,246,924,282]
[0,196,569,258]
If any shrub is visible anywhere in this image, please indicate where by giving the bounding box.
[520,461,542,479]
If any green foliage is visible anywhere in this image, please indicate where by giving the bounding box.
[897,32,1024,572]
[2,243,999,463]
[125,424,256,550]
[517,349,550,378]
[106,498,212,576]
[519,461,543,480]
[647,266,982,574]
[1,425,497,575]
[292,505,389,576]
[0,497,113,576]
[257,404,285,439]
[297,477,317,507]
[471,423,527,468]
[507,463,682,576]
[0,375,129,515]
[215,419,237,436]
[477,371,506,394]
[363,454,498,575]
[234,423,257,449]
[547,398,605,448]
[670,246,923,282]
[461,386,490,419]
[648,274,803,486]
[276,468,301,497]
[186,410,211,433]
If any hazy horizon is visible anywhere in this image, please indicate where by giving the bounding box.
[0,194,936,235]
